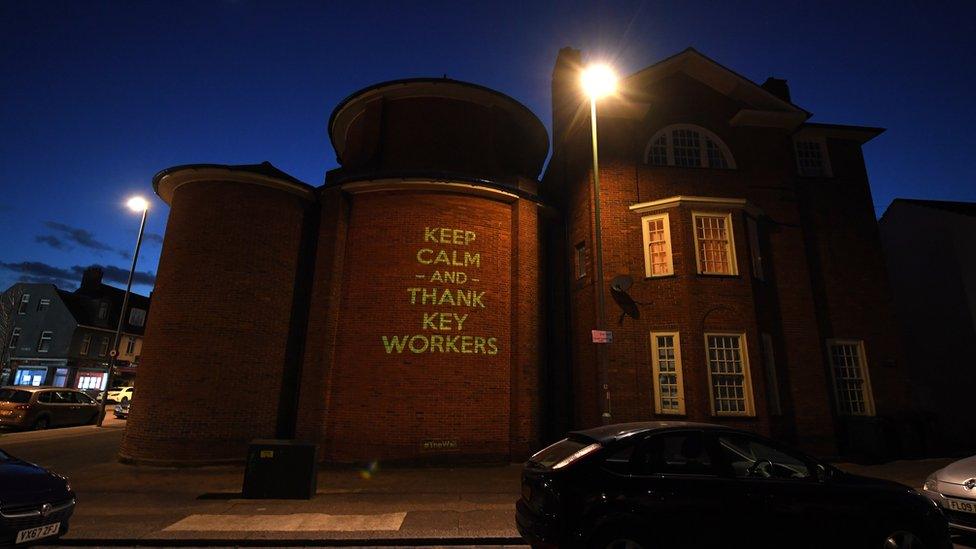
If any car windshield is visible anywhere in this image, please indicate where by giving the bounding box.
[0,389,31,403]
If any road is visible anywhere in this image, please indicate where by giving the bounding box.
[0,422,974,547]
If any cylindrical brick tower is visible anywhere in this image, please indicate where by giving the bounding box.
[295,79,549,463]
[120,163,315,464]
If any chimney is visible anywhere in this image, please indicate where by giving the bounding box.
[761,77,791,103]
[551,47,583,149]
[80,266,103,290]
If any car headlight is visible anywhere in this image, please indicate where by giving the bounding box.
[922,472,938,492]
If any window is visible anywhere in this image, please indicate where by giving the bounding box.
[80,334,92,355]
[97,301,109,320]
[129,307,147,327]
[37,298,51,312]
[125,337,136,355]
[746,216,764,281]
[644,125,735,169]
[651,332,685,414]
[641,214,673,277]
[8,328,20,349]
[693,213,738,275]
[794,139,832,177]
[633,431,716,476]
[53,368,69,387]
[574,242,587,279]
[761,333,782,415]
[705,333,755,416]
[827,340,875,416]
[77,371,107,391]
[18,294,30,314]
[98,336,110,357]
[14,369,45,386]
[717,433,812,480]
[37,331,53,353]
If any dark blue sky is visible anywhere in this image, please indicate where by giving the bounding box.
[2,1,974,294]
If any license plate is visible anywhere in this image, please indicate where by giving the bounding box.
[947,497,976,514]
[15,522,60,544]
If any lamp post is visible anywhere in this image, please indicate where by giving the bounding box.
[581,63,617,425]
[97,196,149,426]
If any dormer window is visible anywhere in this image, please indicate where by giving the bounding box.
[794,139,832,177]
[645,125,735,169]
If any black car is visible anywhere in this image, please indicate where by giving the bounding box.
[0,448,75,546]
[516,422,950,549]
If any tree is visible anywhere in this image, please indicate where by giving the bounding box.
[0,284,25,369]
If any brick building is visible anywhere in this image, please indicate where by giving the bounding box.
[544,48,911,457]
[120,79,549,464]
[122,49,912,465]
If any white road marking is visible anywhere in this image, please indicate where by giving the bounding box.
[163,512,407,532]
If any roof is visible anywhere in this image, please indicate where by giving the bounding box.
[884,198,976,219]
[61,284,151,335]
[152,161,315,205]
[569,421,724,443]
[795,122,885,145]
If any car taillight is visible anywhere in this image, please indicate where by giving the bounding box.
[552,443,601,470]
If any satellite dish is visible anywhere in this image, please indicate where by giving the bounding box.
[609,275,640,324]
[610,274,633,292]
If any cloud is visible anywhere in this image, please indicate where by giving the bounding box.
[34,235,70,250]
[43,221,115,253]
[0,261,155,289]
[144,232,164,245]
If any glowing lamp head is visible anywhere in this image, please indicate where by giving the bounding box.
[581,64,618,99]
[126,196,149,212]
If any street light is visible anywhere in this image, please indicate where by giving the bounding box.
[582,63,617,425]
[97,196,149,426]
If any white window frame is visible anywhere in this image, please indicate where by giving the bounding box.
[641,213,674,277]
[644,124,737,169]
[125,337,136,355]
[18,294,30,314]
[793,137,833,178]
[37,298,51,312]
[37,331,53,353]
[8,327,21,349]
[826,339,876,416]
[746,216,764,281]
[704,332,755,417]
[761,333,782,415]
[97,301,109,320]
[650,331,685,415]
[129,307,147,327]
[574,242,587,280]
[692,212,739,276]
[98,336,110,357]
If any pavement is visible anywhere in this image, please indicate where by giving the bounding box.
[0,421,973,547]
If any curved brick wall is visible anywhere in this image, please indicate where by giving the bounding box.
[295,184,542,463]
[120,178,313,464]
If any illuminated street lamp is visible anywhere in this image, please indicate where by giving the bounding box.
[97,196,149,426]
[582,63,617,425]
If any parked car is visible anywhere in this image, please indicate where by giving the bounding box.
[0,447,75,546]
[516,422,950,549]
[0,387,100,430]
[922,455,976,535]
[106,386,133,404]
[113,399,130,419]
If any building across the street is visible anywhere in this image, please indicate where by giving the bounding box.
[1,267,149,392]
[880,198,976,453]
[122,48,912,465]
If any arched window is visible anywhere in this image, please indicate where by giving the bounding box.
[644,125,736,169]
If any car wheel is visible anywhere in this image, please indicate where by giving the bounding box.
[882,530,924,549]
[590,526,653,549]
[33,417,49,430]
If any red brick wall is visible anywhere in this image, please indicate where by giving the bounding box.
[297,187,541,463]
[120,180,310,464]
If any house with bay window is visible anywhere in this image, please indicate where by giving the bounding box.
[544,47,911,457]
[1,267,149,391]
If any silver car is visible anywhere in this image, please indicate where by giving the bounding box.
[923,456,976,534]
